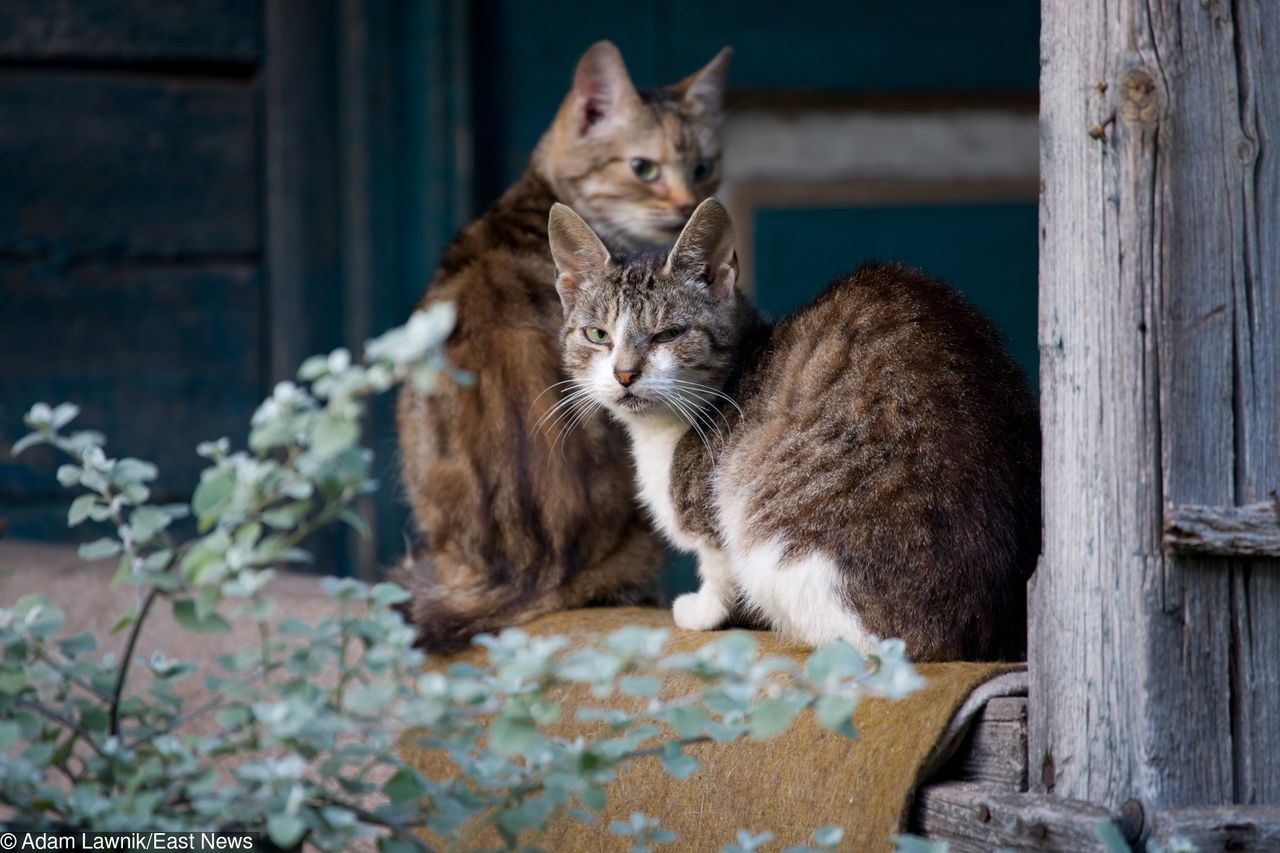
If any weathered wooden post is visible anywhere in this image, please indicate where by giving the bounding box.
[1033,0,1279,827]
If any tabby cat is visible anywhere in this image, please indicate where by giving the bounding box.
[547,199,1040,661]
[394,42,732,650]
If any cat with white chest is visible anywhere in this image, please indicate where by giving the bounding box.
[547,199,1041,661]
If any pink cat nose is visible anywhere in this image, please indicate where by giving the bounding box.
[676,203,697,218]
[615,369,640,387]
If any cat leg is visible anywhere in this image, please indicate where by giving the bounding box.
[672,548,734,631]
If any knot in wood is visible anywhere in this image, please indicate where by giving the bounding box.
[1121,69,1160,126]
[1117,798,1146,844]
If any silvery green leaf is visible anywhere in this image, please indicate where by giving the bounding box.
[310,412,358,458]
[267,814,306,848]
[56,464,81,487]
[370,583,412,607]
[814,695,857,738]
[49,403,80,429]
[658,743,698,780]
[804,640,866,684]
[57,632,96,658]
[11,432,45,456]
[749,697,802,739]
[129,506,171,544]
[191,468,235,526]
[891,835,950,853]
[812,826,843,847]
[68,494,96,526]
[25,402,53,426]
[78,538,121,560]
[171,599,230,633]
[0,720,19,750]
[114,458,158,484]
[619,676,660,697]
[1093,821,1132,853]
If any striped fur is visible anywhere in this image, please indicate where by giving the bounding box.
[393,42,731,651]
[549,200,1041,661]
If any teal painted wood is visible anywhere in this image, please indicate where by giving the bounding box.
[0,0,261,62]
[753,203,1040,386]
[0,264,264,501]
[485,0,1038,188]
[665,1,1038,94]
[0,73,259,260]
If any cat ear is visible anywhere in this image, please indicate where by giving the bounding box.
[570,41,638,136]
[666,197,737,301]
[677,46,732,122]
[548,203,611,309]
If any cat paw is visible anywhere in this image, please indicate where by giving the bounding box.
[672,592,728,631]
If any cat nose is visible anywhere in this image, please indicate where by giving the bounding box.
[675,202,697,218]
[614,368,641,387]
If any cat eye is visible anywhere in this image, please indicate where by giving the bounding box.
[652,326,687,344]
[630,158,661,183]
[692,158,717,182]
[584,326,610,344]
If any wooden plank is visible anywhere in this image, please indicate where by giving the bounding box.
[0,0,261,63]
[0,73,259,259]
[1224,1,1280,807]
[0,263,264,501]
[1150,805,1280,851]
[936,697,1029,792]
[1164,502,1280,557]
[912,782,1113,852]
[1031,0,1280,808]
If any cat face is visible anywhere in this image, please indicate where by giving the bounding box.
[548,199,741,422]
[537,42,731,252]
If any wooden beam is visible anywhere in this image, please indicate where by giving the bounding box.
[935,697,1029,792]
[912,782,1113,851]
[1150,805,1280,851]
[1033,0,1280,808]
[1164,500,1280,557]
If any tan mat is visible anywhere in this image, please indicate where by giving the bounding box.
[403,607,1023,853]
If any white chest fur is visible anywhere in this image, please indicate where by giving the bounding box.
[623,418,701,550]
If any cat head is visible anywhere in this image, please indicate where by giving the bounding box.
[548,197,744,423]
[535,41,732,253]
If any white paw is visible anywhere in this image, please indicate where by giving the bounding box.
[672,591,728,631]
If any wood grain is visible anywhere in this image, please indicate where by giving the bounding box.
[1032,0,1279,809]
[936,697,1029,792]
[912,782,1113,852]
[1164,502,1280,557]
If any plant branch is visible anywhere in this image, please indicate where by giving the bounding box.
[312,794,439,853]
[109,587,158,737]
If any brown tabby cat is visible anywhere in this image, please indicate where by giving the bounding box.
[548,199,1040,661]
[394,42,732,650]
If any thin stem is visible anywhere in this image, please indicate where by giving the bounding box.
[312,793,439,853]
[109,587,158,737]
[15,698,109,760]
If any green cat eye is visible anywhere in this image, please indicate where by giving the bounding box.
[630,158,661,182]
[584,326,610,344]
[652,326,687,344]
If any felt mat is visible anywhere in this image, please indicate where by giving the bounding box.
[402,607,1023,853]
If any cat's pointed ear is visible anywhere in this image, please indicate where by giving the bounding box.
[666,198,737,301]
[570,41,638,136]
[677,46,732,122]
[548,203,611,309]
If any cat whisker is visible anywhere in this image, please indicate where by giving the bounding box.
[667,378,745,419]
[528,378,590,418]
[531,386,597,435]
[658,390,714,459]
[555,399,601,463]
